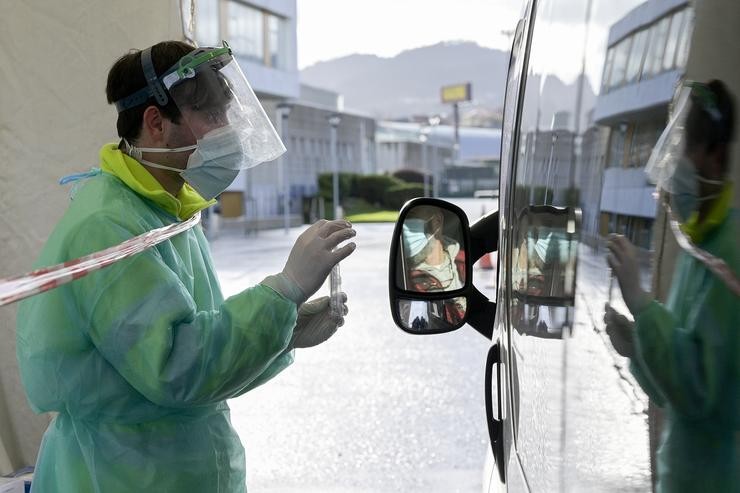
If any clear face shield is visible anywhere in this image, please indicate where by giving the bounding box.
[114,42,286,199]
[162,43,286,166]
[644,80,740,296]
[645,81,724,222]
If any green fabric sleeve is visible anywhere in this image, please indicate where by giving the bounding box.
[632,296,727,419]
[70,215,297,408]
[628,357,666,407]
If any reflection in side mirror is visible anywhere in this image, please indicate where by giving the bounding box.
[397,297,467,333]
[396,205,466,294]
[512,206,580,306]
[511,206,581,338]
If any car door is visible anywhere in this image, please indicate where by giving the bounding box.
[495,0,696,490]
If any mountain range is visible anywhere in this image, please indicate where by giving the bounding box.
[300,41,509,121]
[300,41,596,129]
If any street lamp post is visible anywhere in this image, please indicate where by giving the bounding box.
[427,116,441,197]
[419,130,429,196]
[276,102,292,234]
[328,114,342,219]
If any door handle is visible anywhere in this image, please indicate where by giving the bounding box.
[485,342,505,483]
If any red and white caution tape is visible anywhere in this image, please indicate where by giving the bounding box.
[0,213,201,307]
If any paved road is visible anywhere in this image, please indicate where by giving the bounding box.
[210,222,494,493]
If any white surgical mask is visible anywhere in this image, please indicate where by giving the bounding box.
[402,219,432,257]
[670,156,723,222]
[123,125,245,200]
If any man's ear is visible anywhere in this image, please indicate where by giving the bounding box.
[142,105,165,142]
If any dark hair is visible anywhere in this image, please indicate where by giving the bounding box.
[105,41,195,141]
[685,80,735,167]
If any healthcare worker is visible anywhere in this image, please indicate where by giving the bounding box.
[605,80,739,492]
[16,40,356,492]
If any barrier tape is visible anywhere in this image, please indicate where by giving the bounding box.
[0,213,201,307]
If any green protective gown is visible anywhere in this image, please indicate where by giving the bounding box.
[630,208,739,493]
[16,144,297,492]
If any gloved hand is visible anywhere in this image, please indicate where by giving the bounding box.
[606,234,653,315]
[290,293,348,349]
[603,303,635,358]
[283,220,356,303]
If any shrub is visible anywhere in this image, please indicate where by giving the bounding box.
[353,175,405,205]
[318,172,356,204]
[384,183,425,210]
[392,169,425,184]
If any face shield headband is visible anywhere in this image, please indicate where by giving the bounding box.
[112,41,286,169]
[113,43,233,113]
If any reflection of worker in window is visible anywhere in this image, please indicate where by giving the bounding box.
[527,228,572,298]
[402,207,466,324]
[605,80,738,492]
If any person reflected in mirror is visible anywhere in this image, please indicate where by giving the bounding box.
[403,300,429,332]
[604,80,738,493]
[402,206,466,325]
[402,207,465,292]
[411,315,429,331]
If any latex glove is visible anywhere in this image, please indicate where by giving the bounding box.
[290,293,348,349]
[283,220,356,303]
[603,303,635,358]
[606,235,653,315]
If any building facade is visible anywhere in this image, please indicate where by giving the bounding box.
[376,121,501,196]
[592,0,692,248]
[194,1,377,226]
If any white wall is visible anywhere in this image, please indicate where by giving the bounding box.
[0,0,186,474]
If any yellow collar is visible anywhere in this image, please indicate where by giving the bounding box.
[98,143,214,220]
[680,182,733,244]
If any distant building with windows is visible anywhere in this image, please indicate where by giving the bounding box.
[590,0,692,248]
[376,121,500,196]
[520,111,578,205]
[260,86,377,220]
[194,0,299,100]
[195,0,304,225]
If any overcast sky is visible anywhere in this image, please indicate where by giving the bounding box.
[296,0,524,69]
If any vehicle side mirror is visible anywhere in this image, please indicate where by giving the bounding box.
[388,198,498,339]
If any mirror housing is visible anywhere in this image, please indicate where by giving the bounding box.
[388,198,498,339]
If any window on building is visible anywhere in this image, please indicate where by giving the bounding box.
[663,9,687,71]
[606,127,627,168]
[628,120,664,168]
[601,47,615,92]
[674,9,693,69]
[227,1,264,63]
[644,16,671,77]
[608,37,632,90]
[267,14,288,69]
[626,29,649,84]
[195,0,220,47]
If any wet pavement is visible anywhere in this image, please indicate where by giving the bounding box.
[210,223,493,493]
[209,213,652,492]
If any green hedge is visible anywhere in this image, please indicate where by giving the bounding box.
[385,183,425,209]
[318,173,355,204]
[353,175,404,205]
[317,172,429,212]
